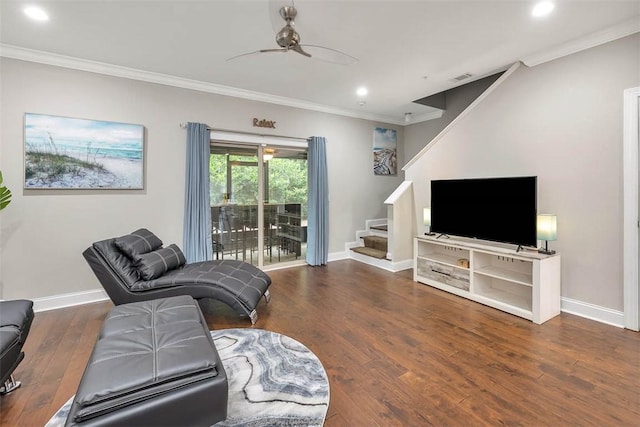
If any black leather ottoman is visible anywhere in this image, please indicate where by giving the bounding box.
[0,299,34,394]
[65,295,228,426]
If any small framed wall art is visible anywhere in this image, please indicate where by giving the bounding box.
[373,127,397,175]
[24,113,144,189]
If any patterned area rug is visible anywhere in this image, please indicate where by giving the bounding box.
[45,329,329,427]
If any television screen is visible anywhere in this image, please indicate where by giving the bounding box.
[430,176,537,247]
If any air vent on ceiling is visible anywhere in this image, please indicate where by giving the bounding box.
[450,73,473,82]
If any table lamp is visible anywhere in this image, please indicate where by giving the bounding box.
[537,214,557,255]
[424,207,435,236]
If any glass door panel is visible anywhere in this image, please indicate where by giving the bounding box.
[210,142,307,268]
[262,146,308,266]
[210,145,259,265]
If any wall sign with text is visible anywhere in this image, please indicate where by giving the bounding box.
[253,118,276,129]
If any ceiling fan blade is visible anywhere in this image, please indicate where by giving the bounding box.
[259,48,288,54]
[291,44,311,58]
[226,48,287,62]
[226,51,259,62]
[299,44,359,65]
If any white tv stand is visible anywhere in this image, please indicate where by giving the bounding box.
[413,235,561,324]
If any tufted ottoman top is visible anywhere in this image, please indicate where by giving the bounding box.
[71,296,222,422]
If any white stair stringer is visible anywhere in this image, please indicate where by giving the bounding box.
[349,249,413,272]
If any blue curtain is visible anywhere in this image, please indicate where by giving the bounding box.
[183,122,213,263]
[306,136,329,266]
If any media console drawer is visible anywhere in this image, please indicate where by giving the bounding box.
[417,258,470,291]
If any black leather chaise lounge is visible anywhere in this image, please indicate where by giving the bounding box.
[83,229,271,324]
[0,299,34,394]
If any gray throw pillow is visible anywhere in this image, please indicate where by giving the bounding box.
[115,229,163,259]
[135,244,186,280]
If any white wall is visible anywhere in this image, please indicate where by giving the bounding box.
[404,34,639,312]
[0,58,403,300]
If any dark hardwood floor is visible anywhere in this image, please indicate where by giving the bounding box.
[1,260,638,426]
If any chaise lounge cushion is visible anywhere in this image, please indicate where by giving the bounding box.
[134,244,187,280]
[131,260,269,308]
[114,228,163,259]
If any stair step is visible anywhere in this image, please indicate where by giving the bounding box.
[351,246,387,259]
[370,224,388,232]
[363,235,388,252]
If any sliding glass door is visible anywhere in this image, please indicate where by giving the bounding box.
[210,142,307,268]
[210,145,259,263]
[262,145,308,266]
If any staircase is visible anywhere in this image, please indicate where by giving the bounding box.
[347,219,396,270]
[347,181,415,272]
[351,232,388,259]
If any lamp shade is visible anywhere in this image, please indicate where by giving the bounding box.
[537,214,557,241]
[423,207,431,226]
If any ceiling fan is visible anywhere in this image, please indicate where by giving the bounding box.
[227,1,358,65]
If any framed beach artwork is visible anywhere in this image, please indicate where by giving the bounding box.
[373,127,397,175]
[24,113,144,189]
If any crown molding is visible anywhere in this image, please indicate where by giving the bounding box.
[5,14,632,129]
[521,17,640,67]
[0,44,410,126]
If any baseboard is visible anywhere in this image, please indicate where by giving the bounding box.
[32,289,109,313]
[392,259,414,271]
[27,270,623,328]
[328,251,349,262]
[561,297,624,328]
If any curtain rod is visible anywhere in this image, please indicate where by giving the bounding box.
[179,123,308,142]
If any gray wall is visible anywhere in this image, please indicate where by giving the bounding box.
[0,58,403,300]
[404,74,501,163]
[404,34,639,312]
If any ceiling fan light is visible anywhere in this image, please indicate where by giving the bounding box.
[356,87,368,97]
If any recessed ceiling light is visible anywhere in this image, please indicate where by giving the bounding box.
[356,87,368,97]
[532,1,555,17]
[24,5,49,21]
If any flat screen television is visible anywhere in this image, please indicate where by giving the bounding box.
[430,176,537,248]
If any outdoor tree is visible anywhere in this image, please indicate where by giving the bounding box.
[209,154,307,215]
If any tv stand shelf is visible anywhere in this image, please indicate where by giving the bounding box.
[414,236,561,324]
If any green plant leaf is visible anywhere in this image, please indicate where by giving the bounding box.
[0,171,11,211]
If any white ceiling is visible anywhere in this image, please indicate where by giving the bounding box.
[1,0,638,125]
